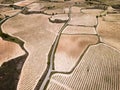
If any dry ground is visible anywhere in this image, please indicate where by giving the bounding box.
[50,14,69,21]
[81,9,103,16]
[0,37,25,66]
[97,18,120,50]
[62,26,96,34]
[103,14,120,22]
[0,7,13,14]
[44,9,65,15]
[68,13,97,26]
[47,43,120,90]
[27,3,44,12]
[1,0,120,90]
[71,6,82,14]
[1,9,21,17]
[54,35,98,72]
[2,13,64,90]
[14,0,36,7]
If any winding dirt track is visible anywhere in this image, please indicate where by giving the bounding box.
[0,1,120,90]
[2,13,63,90]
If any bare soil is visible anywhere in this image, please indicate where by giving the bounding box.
[48,44,120,90]
[0,38,25,66]
[54,34,98,72]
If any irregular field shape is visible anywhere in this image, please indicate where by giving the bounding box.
[2,14,63,90]
[0,38,25,66]
[62,26,96,34]
[48,44,120,90]
[55,35,98,72]
[103,14,120,22]
[68,14,97,26]
[50,14,69,21]
[2,14,63,34]
[97,18,120,50]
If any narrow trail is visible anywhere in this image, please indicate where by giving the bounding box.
[0,5,29,90]
[46,6,120,90]
[1,2,119,90]
[47,7,120,76]
[35,7,71,90]
[50,9,101,75]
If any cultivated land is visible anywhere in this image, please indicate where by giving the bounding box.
[54,35,98,72]
[62,26,96,34]
[0,37,25,66]
[68,13,97,26]
[47,43,120,90]
[97,18,120,50]
[2,13,63,90]
[0,0,120,90]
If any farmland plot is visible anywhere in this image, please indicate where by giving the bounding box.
[97,18,120,50]
[50,14,69,22]
[103,14,120,22]
[81,9,103,16]
[2,14,64,90]
[54,35,98,72]
[71,6,82,14]
[68,14,97,26]
[62,26,96,34]
[0,37,25,66]
[47,43,120,90]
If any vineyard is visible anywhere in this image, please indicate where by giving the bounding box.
[48,44,120,90]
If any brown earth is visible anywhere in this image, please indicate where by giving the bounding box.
[54,34,98,72]
[97,18,120,50]
[0,37,25,66]
[48,43,120,90]
[2,13,63,90]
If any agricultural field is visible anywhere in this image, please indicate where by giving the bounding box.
[103,14,120,22]
[62,26,96,34]
[97,17,120,50]
[47,43,120,90]
[50,14,69,22]
[68,13,97,26]
[81,9,103,15]
[54,34,98,72]
[0,37,25,66]
[0,0,120,90]
[2,13,63,90]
